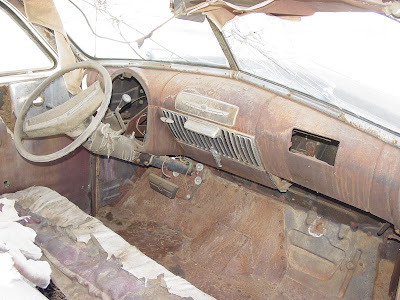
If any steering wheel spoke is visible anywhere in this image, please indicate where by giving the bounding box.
[23,81,104,138]
[14,62,112,162]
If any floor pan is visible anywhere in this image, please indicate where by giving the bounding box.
[98,167,392,299]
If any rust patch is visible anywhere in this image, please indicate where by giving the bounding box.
[191,223,249,274]
[117,221,189,260]
[104,212,113,221]
[373,259,394,300]
[309,218,328,237]
[99,167,287,299]
[168,265,185,278]
[98,166,389,299]
[0,85,16,132]
[273,276,331,300]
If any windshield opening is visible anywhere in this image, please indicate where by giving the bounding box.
[222,12,400,134]
[55,0,229,67]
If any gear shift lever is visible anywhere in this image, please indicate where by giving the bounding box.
[114,94,132,134]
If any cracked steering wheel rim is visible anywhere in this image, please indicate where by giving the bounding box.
[14,61,112,163]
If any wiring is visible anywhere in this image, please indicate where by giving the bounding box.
[67,0,136,44]
[114,21,144,59]
[177,156,192,192]
[70,0,190,62]
[161,159,171,178]
[136,113,147,136]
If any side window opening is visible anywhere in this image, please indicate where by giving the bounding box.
[0,5,55,76]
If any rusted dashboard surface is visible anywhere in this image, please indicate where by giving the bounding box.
[106,67,400,228]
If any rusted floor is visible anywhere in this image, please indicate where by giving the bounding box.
[98,166,393,299]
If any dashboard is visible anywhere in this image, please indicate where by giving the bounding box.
[90,66,400,229]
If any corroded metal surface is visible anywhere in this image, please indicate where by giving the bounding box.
[256,95,400,228]
[140,105,183,155]
[117,220,189,260]
[374,259,395,299]
[178,144,275,188]
[0,118,91,212]
[99,167,387,299]
[159,72,274,135]
[100,168,287,299]
[120,68,400,228]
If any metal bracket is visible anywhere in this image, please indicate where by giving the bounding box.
[210,146,222,168]
[268,173,292,192]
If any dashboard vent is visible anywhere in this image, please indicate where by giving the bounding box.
[162,109,264,169]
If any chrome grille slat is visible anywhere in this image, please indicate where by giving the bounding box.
[241,136,255,166]
[217,137,229,157]
[244,138,258,166]
[209,137,217,151]
[210,137,223,154]
[176,114,193,144]
[235,135,249,164]
[186,125,198,145]
[169,112,185,141]
[162,109,264,169]
[193,133,205,149]
[222,130,237,159]
[163,111,179,139]
[228,131,243,162]
[202,135,212,149]
[193,132,205,149]
[168,123,179,139]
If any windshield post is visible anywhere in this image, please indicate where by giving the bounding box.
[206,17,239,71]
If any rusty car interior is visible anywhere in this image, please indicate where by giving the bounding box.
[1,0,400,299]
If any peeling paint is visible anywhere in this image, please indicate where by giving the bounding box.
[1,117,14,139]
[0,86,16,133]
[308,216,327,237]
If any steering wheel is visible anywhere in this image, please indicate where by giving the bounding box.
[14,61,112,163]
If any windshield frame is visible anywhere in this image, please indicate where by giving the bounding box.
[68,34,232,70]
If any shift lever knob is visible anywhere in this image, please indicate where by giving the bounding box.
[117,94,131,110]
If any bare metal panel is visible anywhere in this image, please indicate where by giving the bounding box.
[175,91,238,126]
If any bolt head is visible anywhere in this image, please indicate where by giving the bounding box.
[346,261,355,270]
[194,176,202,185]
[196,163,204,172]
